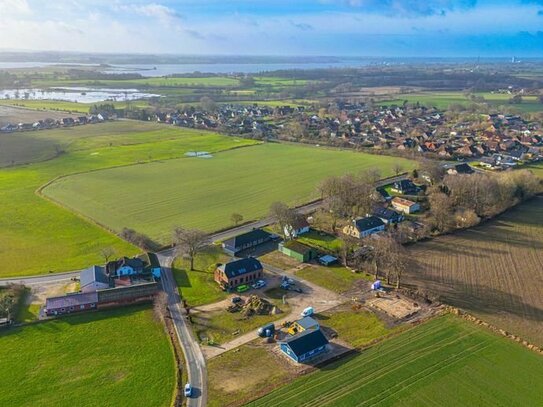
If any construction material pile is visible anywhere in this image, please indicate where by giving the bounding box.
[242,295,276,317]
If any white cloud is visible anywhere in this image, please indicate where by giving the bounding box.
[0,0,30,15]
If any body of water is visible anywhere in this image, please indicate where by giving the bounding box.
[0,87,159,103]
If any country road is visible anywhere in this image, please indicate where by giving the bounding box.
[159,254,207,407]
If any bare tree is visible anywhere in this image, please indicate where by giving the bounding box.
[153,291,169,323]
[269,201,296,238]
[392,163,404,176]
[100,247,116,264]
[199,96,217,112]
[419,159,445,184]
[338,234,359,267]
[428,191,453,233]
[172,227,209,271]
[230,213,243,226]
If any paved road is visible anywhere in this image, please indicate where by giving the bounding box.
[159,254,207,407]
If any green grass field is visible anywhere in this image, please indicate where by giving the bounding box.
[173,245,229,307]
[317,308,395,348]
[0,121,258,277]
[0,98,149,113]
[383,91,543,112]
[295,265,371,293]
[247,314,543,407]
[42,144,415,242]
[0,306,175,407]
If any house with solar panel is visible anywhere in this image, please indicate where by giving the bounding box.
[214,257,263,290]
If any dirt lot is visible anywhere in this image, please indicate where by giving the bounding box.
[0,105,77,126]
[406,197,543,346]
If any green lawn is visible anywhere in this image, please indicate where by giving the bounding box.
[297,230,343,252]
[247,315,543,407]
[382,91,543,112]
[316,309,395,348]
[173,245,229,307]
[0,306,176,407]
[295,266,371,293]
[0,98,149,113]
[0,120,258,277]
[42,143,416,243]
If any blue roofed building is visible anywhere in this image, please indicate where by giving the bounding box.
[280,328,329,363]
[372,205,404,225]
[343,216,385,239]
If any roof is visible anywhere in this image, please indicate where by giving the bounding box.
[46,292,98,309]
[372,205,402,221]
[282,329,329,357]
[79,265,109,288]
[393,179,418,191]
[319,255,337,263]
[287,217,310,230]
[282,241,313,255]
[296,316,319,330]
[354,216,385,232]
[453,163,474,174]
[223,229,271,249]
[391,197,417,207]
[219,257,263,279]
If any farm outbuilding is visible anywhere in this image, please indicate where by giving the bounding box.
[278,241,316,262]
[222,229,272,256]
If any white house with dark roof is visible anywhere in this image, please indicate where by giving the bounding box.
[80,265,111,293]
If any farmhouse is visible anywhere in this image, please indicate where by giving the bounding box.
[106,256,145,277]
[222,229,272,255]
[278,241,316,262]
[280,328,329,363]
[45,292,98,316]
[284,217,310,239]
[372,205,404,225]
[80,265,111,293]
[391,197,421,214]
[343,216,385,239]
[214,257,263,289]
[287,316,320,335]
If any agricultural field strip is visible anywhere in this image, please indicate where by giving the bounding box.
[253,322,478,406]
[42,143,415,242]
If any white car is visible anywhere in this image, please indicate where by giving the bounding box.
[184,383,192,397]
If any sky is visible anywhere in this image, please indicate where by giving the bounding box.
[0,0,542,57]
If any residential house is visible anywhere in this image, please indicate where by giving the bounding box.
[106,257,145,277]
[447,163,475,175]
[391,197,421,214]
[214,257,263,289]
[222,229,272,256]
[372,205,404,225]
[80,265,111,293]
[284,217,310,239]
[390,179,420,195]
[287,316,320,335]
[343,216,385,239]
[278,241,316,263]
[280,328,329,363]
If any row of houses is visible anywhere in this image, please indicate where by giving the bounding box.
[45,253,160,316]
[0,113,110,133]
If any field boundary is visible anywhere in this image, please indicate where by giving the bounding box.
[445,306,543,356]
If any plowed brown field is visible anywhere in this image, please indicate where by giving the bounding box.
[406,197,543,346]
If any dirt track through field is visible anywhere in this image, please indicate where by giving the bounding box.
[406,197,543,346]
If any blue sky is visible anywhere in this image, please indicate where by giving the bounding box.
[0,0,542,56]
